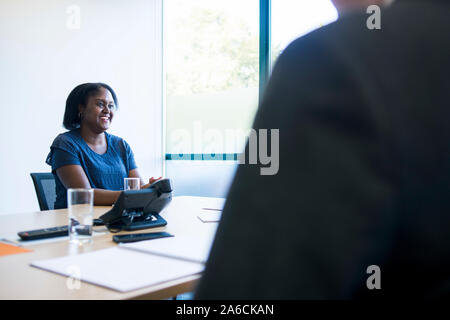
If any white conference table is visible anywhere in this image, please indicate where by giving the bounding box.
[0,196,224,300]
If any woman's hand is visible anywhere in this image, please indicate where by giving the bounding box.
[141,176,163,189]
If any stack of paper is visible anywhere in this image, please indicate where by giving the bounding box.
[31,247,203,292]
[197,206,223,223]
[197,209,222,223]
[120,235,214,264]
[30,235,213,293]
[31,247,204,292]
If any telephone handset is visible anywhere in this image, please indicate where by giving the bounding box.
[98,178,173,232]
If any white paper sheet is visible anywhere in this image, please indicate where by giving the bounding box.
[197,209,222,223]
[31,247,204,292]
[120,235,214,264]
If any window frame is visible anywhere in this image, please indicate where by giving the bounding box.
[164,0,272,162]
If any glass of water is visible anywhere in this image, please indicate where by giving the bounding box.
[68,188,94,244]
[124,177,140,190]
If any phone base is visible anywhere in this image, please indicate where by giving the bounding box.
[122,214,167,231]
[107,214,167,232]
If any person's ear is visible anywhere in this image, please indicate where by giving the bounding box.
[78,104,86,120]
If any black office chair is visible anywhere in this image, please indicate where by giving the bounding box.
[30,172,56,211]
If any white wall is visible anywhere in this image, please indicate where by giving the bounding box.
[0,0,163,214]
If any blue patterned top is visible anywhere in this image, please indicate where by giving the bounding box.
[46,129,137,209]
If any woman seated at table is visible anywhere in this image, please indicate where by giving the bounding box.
[46,82,160,209]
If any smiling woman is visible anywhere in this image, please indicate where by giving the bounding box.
[46,83,160,209]
[63,83,118,133]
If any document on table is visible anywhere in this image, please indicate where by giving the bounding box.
[120,235,215,264]
[31,247,204,293]
[197,208,222,223]
[0,241,32,257]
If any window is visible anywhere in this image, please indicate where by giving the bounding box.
[164,0,338,197]
[271,0,337,64]
[165,0,259,159]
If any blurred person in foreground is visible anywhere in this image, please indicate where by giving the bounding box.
[196,0,450,299]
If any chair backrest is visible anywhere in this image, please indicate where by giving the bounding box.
[30,172,56,211]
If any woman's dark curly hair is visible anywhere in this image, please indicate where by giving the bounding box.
[63,82,118,130]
